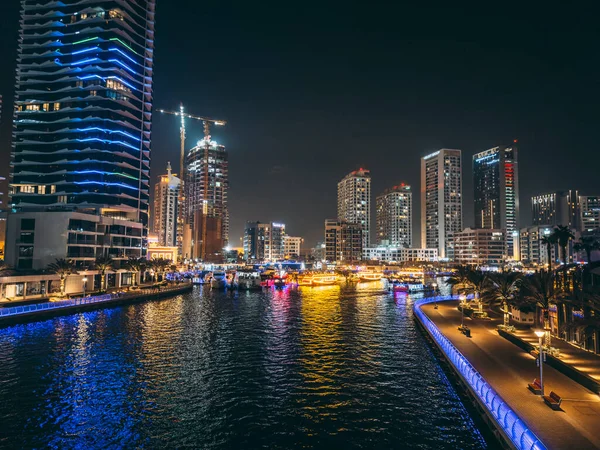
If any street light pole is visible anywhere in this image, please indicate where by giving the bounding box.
[432,282,438,309]
[460,292,466,328]
[534,330,545,396]
[82,277,88,298]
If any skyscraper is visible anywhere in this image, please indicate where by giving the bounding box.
[5,0,156,270]
[184,137,229,260]
[376,183,412,248]
[337,168,371,248]
[531,190,580,229]
[153,163,180,248]
[473,144,519,257]
[10,1,155,225]
[421,149,462,260]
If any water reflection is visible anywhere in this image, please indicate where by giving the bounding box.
[0,286,487,449]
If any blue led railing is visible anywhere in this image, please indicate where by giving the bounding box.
[413,295,546,450]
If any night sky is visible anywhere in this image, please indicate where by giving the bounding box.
[1,2,599,248]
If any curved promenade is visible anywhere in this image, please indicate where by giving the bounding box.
[415,295,600,450]
[414,295,546,450]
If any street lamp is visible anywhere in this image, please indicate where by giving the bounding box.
[459,292,467,329]
[82,277,88,298]
[432,282,438,309]
[534,329,545,396]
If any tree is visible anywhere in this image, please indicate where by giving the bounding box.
[574,236,600,264]
[445,265,473,295]
[151,258,170,282]
[541,234,557,272]
[521,270,564,346]
[125,257,145,287]
[467,268,488,312]
[483,272,522,328]
[47,258,75,296]
[94,255,115,292]
[551,225,575,290]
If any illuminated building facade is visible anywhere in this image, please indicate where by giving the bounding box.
[363,247,437,262]
[473,145,519,257]
[184,137,229,259]
[243,222,285,262]
[10,0,155,225]
[284,236,303,259]
[324,219,363,263]
[337,168,371,248]
[454,228,506,267]
[420,149,462,260]
[152,162,180,248]
[531,190,579,229]
[376,183,412,248]
[579,195,599,232]
[518,226,557,266]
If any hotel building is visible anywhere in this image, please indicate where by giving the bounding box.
[376,184,412,248]
[454,228,506,267]
[337,168,371,249]
[421,149,462,260]
[531,190,579,229]
[473,144,519,257]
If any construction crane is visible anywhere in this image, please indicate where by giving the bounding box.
[157,104,227,177]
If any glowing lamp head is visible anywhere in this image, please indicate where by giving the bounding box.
[82,277,88,282]
[534,330,545,338]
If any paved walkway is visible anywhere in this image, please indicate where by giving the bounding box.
[422,301,600,450]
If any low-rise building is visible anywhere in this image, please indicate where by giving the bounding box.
[284,236,303,259]
[363,247,438,262]
[454,228,506,267]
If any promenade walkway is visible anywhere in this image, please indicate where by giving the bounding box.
[422,301,600,450]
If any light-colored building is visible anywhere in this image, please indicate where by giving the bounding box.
[153,162,181,250]
[473,144,519,258]
[243,222,286,262]
[454,228,506,267]
[311,241,326,262]
[324,219,363,263]
[338,168,371,249]
[580,196,600,233]
[4,211,143,270]
[421,149,463,260]
[518,226,556,266]
[376,184,412,248]
[363,247,438,263]
[284,236,303,259]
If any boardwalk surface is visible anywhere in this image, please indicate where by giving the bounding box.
[422,301,600,450]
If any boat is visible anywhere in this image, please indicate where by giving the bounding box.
[297,273,338,286]
[359,271,384,282]
[236,271,262,290]
[210,271,227,289]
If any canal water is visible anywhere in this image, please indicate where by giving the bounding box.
[0,283,488,449]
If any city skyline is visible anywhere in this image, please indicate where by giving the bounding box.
[1,2,599,247]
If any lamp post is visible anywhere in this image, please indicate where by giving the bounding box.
[459,292,467,329]
[534,330,545,396]
[82,277,88,298]
[432,282,438,309]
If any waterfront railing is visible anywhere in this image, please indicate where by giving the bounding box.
[0,284,191,318]
[414,295,546,450]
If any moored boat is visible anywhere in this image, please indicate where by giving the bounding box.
[298,273,338,286]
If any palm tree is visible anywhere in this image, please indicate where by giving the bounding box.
[151,258,170,282]
[541,234,556,272]
[125,257,145,287]
[521,270,564,346]
[483,272,522,329]
[446,265,473,295]
[47,258,75,296]
[94,255,115,292]
[467,268,488,313]
[574,236,600,264]
[552,225,575,290]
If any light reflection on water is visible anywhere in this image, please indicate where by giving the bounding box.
[0,282,488,449]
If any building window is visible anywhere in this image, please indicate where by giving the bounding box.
[21,218,35,231]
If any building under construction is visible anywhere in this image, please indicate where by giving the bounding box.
[183,137,229,261]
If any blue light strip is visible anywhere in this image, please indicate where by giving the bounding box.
[72,46,99,55]
[74,181,137,190]
[108,48,137,64]
[78,127,141,141]
[79,137,139,151]
[78,74,137,90]
[72,57,99,66]
[413,296,546,450]
[108,58,135,73]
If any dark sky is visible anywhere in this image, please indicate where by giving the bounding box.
[1,2,599,248]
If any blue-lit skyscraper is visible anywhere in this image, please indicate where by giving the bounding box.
[10,0,155,225]
[473,144,519,258]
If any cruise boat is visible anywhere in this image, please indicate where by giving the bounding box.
[236,271,262,290]
[297,274,338,286]
[358,272,384,282]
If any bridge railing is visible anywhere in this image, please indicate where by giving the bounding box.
[413,295,546,450]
